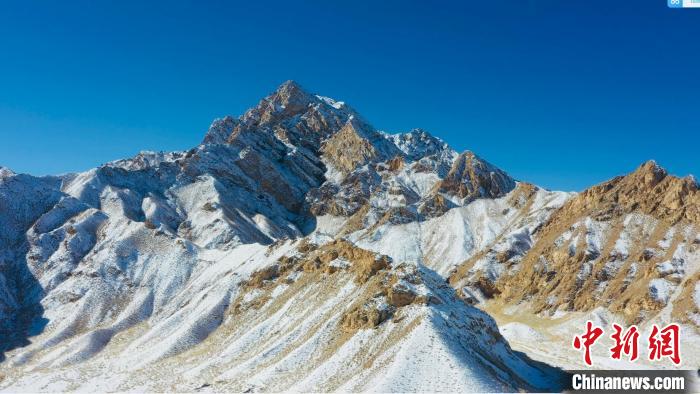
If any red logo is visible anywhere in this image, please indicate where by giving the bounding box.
[610,323,639,361]
[572,322,681,366]
[573,321,604,366]
[648,323,681,365]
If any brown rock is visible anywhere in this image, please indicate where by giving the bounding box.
[436,151,515,202]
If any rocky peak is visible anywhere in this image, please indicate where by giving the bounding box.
[468,160,700,326]
[240,80,321,126]
[267,80,316,116]
[200,82,454,177]
[562,160,700,224]
[193,83,521,226]
[437,151,516,201]
[389,128,454,161]
[213,81,355,154]
[320,119,380,176]
[0,166,16,179]
[202,116,239,145]
[631,160,668,188]
[320,118,402,177]
[629,160,698,191]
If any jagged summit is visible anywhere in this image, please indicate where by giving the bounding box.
[437,150,516,202]
[241,80,353,126]
[388,128,453,161]
[632,160,667,186]
[568,160,700,223]
[2,82,699,391]
[630,160,699,190]
[443,158,700,344]
[264,80,317,116]
[196,82,520,212]
[277,79,305,91]
[0,166,15,179]
[202,115,239,145]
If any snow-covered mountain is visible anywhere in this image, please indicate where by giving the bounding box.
[450,161,700,323]
[0,81,697,391]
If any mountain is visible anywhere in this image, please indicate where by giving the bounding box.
[448,161,700,324]
[0,81,697,391]
[446,161,700,370]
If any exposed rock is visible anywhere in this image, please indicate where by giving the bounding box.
[388,285,417,307]
[247,264,281,288]
[418,193,451,217]
[437,151,516,201]
[1,81,690,391]
[202,116,239,145]
[388,128,452,161]
[386,156,404,172]
[340,299,395,331]
[320,120,380,175]
[550,161,700,226]
[459,161,700,324]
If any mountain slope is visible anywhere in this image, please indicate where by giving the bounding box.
[0,82,569,392]
[0,81,697,391]
[448,161,700,326]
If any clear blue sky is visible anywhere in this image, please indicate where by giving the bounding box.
[1,1,698,191]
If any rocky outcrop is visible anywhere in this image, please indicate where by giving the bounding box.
[450,161,700,326]
[201,116,239,145]
[7,81,688,391]
[228,80,355,152]
[437,151,516,202]
[553,160,700,224]
[320,120,379,175]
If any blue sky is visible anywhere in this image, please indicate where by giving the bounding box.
[0,1,698,191]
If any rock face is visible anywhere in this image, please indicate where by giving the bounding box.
[448,161,700,326]
[556,160,700,224]
[0,173,64,358]
[438,151,516,202]
[0,81,696,391]
[320,119,399,176]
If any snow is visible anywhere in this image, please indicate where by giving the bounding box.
[359,317,505,392]
[328,257,350,269]
[583,217,608,259]
[0,166,16,178]
[484,303,700,373]
[612,228,631,258]
[649,278,673,304]
[315,95,345,110]
[659,228,676,249]
[386,129,455,162]
[7,81,679,392]
[499,322,545,342]
[656,258,685,279]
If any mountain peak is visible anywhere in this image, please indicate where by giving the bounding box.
[632,160,667,187]
[388,128,453,161]
[270,80,315,109]
[236,80,346,130]
[437,151,516,201]
[0,166,15,179]
[628,160,699,192]
[276,79,304,92]
[558,159,700,224]
[202,115,239,145]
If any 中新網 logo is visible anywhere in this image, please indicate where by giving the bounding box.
[573,321,681,366]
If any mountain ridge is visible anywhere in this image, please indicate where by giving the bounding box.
[0,81,698,391]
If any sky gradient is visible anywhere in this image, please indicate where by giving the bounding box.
[0,1,698,191]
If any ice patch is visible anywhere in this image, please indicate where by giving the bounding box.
[499,322,545,342]
[328,257,351,269]
[649,279,673,304]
